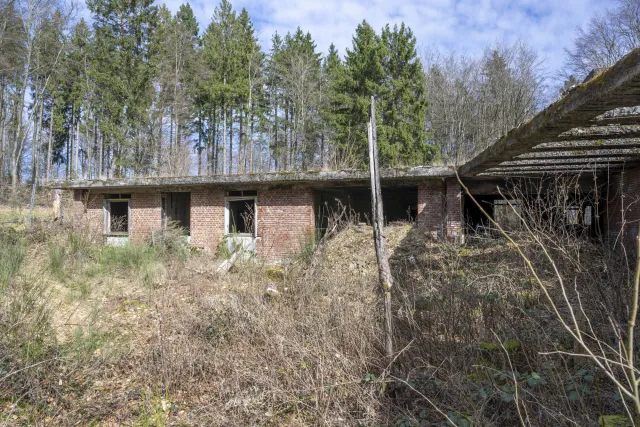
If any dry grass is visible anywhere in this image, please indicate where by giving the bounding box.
[0,213,635,425]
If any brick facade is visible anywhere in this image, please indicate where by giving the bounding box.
[445,178,463,241]
[70,181,464,260]
[417,180,445,237]
[416,178,463,241]
[72,186,317,260]
[257,187,315,260]
[129,193,162,243]
[607,166,640,247]
[190,188,225,253]
[71,190,105,235]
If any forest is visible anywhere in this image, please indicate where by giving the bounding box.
[0,0,636,184]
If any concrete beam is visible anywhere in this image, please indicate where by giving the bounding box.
[50,166,455,190]
[459,48,640,176]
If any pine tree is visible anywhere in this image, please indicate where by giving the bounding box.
[87,0,158,176]
[278,27,321,169]
[153,3,199,175]
[338,20,385,167]
[379,23,431,166]
[266,32,285,170]
[235,8,262,173]
[321,43,348,168]
[202,0,238,174]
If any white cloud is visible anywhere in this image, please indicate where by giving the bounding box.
[157,0,617,77]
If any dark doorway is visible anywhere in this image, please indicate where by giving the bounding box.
[162,192,191,233]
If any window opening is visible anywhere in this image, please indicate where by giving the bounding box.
[105,200,129,234]
[227,198,256,236]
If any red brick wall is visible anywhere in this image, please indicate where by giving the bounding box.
[129,192,162,242]
[416,179,463,241]
[190,188,225,253]
[445,178,463,241]
[607,166,640,247]
[71,190,104,235]
[417,180,445,237]
[71,190,163,242]
[258,187,315,260]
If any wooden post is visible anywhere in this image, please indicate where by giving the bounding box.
[368,96,394,359]
[52,188,62,220]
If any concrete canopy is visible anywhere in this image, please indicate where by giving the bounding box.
[459,48,640,177]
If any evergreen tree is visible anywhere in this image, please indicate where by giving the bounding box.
[87,0,158,176]
[202,0,238,174]
[337,20,385,167]
[379,23,431,166]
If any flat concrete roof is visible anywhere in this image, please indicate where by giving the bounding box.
[53,166,455,190]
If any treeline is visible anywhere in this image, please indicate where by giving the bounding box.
[0,0,432,184]
[1,0,637,184]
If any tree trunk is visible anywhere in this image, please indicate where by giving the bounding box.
[31,97,42,183]
[169,106,174,174]
[74,107,80,178]
[11,42,33,187]
[239,108,244,174]
[98,122,104,179]
[46,102,53,182]
[229,107,233,174]
[0,77,6,182]
[222,103,227,175]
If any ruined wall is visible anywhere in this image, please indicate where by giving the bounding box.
[190,188,225,253]
[416,178,462,240]
[69,181,462,258]
[129,193,162,243]
[607,166,640,247]
[417,180,445,237]
[71,189,104,235]
[258,187,315,260]
[445,178,463,241]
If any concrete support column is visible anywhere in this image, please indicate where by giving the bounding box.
[417,180,445,238]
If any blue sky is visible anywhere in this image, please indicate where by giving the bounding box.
[86,0,618,79]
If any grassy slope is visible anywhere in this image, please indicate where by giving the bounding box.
[0,213,634,426]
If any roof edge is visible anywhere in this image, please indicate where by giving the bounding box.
[50,166,455,190]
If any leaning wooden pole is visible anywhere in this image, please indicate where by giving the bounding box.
[367,96,394,359]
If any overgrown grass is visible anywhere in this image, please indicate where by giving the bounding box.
[94,244,163,287]
[0,231,26,285]
[1,213,637,425]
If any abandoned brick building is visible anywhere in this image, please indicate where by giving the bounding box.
[58,48,640,260]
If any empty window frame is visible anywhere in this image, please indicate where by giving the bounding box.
[104,198,130,234]
[225,196,257,236]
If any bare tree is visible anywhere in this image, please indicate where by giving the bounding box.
[564,0,640,79]
[424,41,545,164]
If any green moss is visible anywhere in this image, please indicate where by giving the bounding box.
[266,267,285,282]
[503,339,520,352]
[479,340,520,352]
[479,342,499,351]
[599,415,632,427]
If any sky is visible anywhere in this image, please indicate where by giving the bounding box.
[76,0,618,81]
[152,0,617,80]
